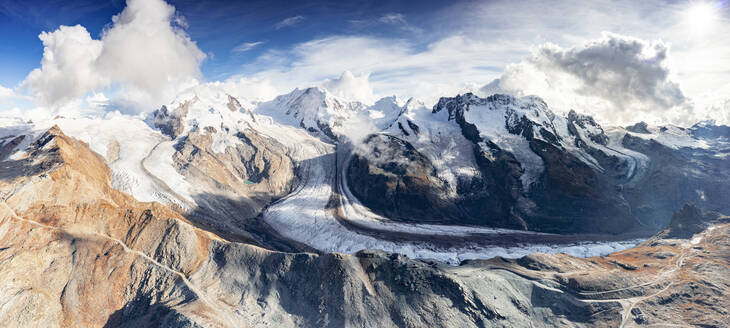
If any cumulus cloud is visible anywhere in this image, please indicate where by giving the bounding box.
[321,71,375,103]
[538,33,684,109]
[22,25,106,107]
[275,15,304,30]
[20,0,205,113]
[232,41,264,53]
[482,33,691,125]
[95,0,205,98]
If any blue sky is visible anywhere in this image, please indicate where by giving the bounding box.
[0,0,448,86]
[0,0,120,86]
[1,0,729,125]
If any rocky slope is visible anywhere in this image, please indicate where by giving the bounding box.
[346,134,456,223]
[151,91,298,245]
[348,93,730,234]
[0,126,727,327]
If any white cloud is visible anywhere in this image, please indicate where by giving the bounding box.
[96,0,205,100]
[232,41,264,53]
[219,77,279,102]
[21,25,106,107]
[11,0,729,127]
[321,71,375,104]
[86,92,110,110]
[481,33,692,125]
[700,99,730,126]
[438,0,730,125]
[536,33,685,110]
[379,13,406,25]
[275,15,304,30]
[20,0,205,113]
[240,35,513,105]
[238,28,720,126]
[348,13,422,34]
[0,85,14,101]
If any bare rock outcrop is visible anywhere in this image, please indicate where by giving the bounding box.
[172,127,296,225]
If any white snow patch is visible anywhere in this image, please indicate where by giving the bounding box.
[388,100,479,192]
[627,124,710,150]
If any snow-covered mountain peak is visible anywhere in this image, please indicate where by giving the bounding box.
[269,86,364,113]
[432,92,483,119]
[402,97,425,111]
[256,87,402,140]
[623,122,712,150]
[567,109,609,146]
[256,86,374,140]
[371,95,399,108]
[150,85,260,158]
[367,95,407,130]
[431,93,560,143]
[433,93,551,122]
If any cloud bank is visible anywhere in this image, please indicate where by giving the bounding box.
[11,0,728,127]
[482,33,692,125]
[20,0,205,113]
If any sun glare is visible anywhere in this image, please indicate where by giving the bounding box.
[687,2,718,33]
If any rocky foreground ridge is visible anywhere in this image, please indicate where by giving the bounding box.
[0,125,727,327]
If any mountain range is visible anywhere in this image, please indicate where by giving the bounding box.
[0,84,728,327]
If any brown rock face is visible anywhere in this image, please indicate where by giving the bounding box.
[0,126,222,327]
[0,126,727,328]
[170,127,297,244]
[106,139,120,163]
